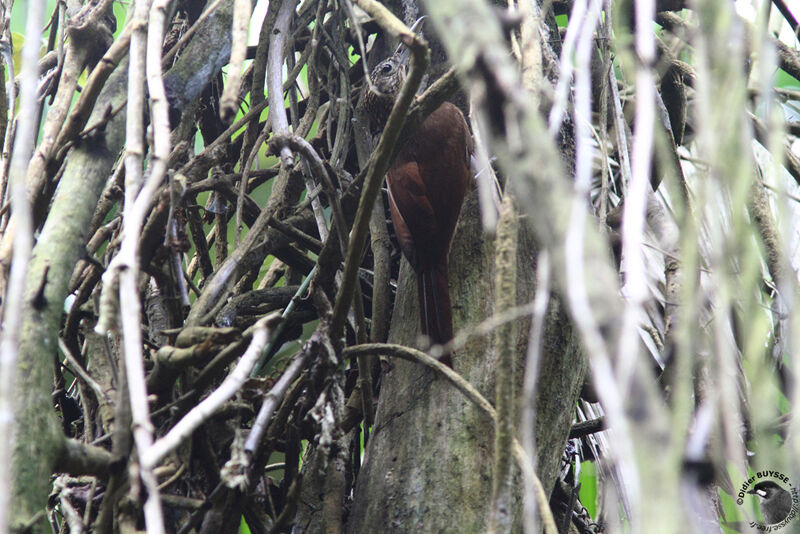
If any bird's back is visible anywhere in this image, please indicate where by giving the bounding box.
[388,102,472,269]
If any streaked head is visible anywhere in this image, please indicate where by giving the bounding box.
[368,53,408,98]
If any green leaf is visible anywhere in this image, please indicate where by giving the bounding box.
[11,32,24,73]
[578,461,597,519]
[112,1,130,39]
[775,68,800,91]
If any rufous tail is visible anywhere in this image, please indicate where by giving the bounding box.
[418,263,455,367]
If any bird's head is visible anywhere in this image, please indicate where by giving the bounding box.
[363,17,423,132]
[748,481,786,501]
[368,53,409,99]
[748,480,793,525]
[364,50,410,133]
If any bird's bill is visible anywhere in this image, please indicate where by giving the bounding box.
[393,16,426,64]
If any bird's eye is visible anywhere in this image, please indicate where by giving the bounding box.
[380,63,393,74]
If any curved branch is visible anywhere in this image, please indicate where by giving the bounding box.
[267,0,296,167]
[343,342,558,534]
[142,313,281,469]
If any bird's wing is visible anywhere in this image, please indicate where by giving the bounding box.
[387,161,437,271]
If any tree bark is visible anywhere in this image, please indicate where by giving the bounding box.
[11,61,129,532]
[346,192,586,532]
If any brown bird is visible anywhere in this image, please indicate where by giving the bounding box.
[364,47,472,367]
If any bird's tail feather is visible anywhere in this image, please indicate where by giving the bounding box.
[418,264,454,367]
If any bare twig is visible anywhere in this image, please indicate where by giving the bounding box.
[547,0,595,135]
[566,0,640,522]
[300,160,331,242]
[617,0,657,388]
[772,0,798,37]
[235,121,272,245]
[267,0,296,168]
[161,0,225,67]
[57,338,109,406]
[145,0,172,214]
[0,30,17,212]
[55,477,86,534]
[177,98,269,186]
[607,30,632,193]
[220,0,252,122]
[271,134,349,250]
[24,22,92,213]
[469,104,501,232]
[244,346,310,455]
[169,220,191,307]
[99,0,171,530]
[521,251,550,534]
[142,313,281,469]
[252,265,316,376]
[52,23,133,168]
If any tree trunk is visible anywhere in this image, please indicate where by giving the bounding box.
[345,192,586,532]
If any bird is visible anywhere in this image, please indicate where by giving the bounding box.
[364,41,472,368]
[748,481,793,525]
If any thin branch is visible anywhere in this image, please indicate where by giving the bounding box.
[220,0,252,122]
[569,417,606,439]
[142,313,281,469]
[252,265,316,376]
[106,0,171,530]
[235,120,273,245]
[547,0,591,135]
[25,8,101,213]
[267,0,296,168]
[52,22,133,168]
[772,0,798,38]
[302,156,332,244]
[565,0,641,524]
[244,345,310,455]
[55,477,86,534]
[57,338,109,406]
[607,39,633,193]
[400,66,460,145]
[0,39,16,213]
[56,439,116,477]
[271,134,349,251]
[268,216,323,251]
[470,103,501,232]
[521,251,550,534]
[177,97,270,188]
[618,0,656,389]
[144,0,172,219]
[161,0,225,67]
